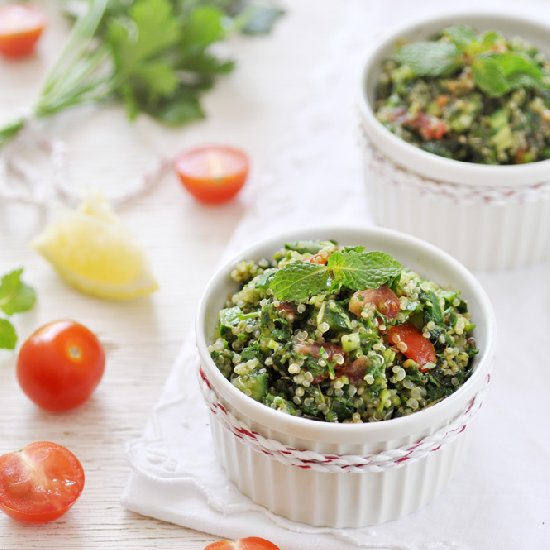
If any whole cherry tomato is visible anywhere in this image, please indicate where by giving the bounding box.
[0,441,85,524]
[204,537,280,550]
[17,320,105,412]
[0,4,45,59]
[175,145,249,204]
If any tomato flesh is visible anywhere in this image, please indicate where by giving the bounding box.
[17,320,105,412]
[175,145,249,204]
[204,537,280,550]
[0,4,45,59]
[387,323,436,368]
[0,441,85,524]
[349,286,401,318]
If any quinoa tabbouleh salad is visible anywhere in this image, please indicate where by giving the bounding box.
[209,241,479,423]
[375,25,550,164]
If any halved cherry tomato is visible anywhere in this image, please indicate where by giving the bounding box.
[349,286,401,318]
[175,145,249,204]
[204,537,280,550]
[0,4,45,59]
[17,320,105,412]
[0,441,85,524]
[387,323,436,369]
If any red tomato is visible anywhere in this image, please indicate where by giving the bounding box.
[306,250,330,265]
[0,441,85,524]
[175,145,249,204]
[17,320,105,412]
[204,537,280,550]
[349,286,401,318]
[404,112,447,140]
[387,323,436,369]
[0,4,45,59]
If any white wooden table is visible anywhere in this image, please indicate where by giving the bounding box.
[0,1,333,547]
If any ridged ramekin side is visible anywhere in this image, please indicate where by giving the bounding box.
[208,392,474,528]
[363,145,550,271]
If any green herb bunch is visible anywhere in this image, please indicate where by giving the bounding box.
[0,0,284,146]
[0,269,36,350]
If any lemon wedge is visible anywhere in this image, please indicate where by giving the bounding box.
[33,194,158,300]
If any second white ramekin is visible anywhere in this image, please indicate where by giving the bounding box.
[359,12,550,271]
[196,226,496,528]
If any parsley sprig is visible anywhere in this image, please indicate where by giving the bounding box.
[395,24,550,97]
[268,250,402,301]
[0,0,284,146]
[0,269,37,350]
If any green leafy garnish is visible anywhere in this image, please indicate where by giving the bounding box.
[268,251,402,301]
[0,269,36,316]
[443,25,478,50]
[269,263,331,301]
[328,251,402,290]
[472,52,547,97]
[0,319,17,350]
[0,0,284,147]
[395,26,549,98]
[0,268,37,350]
[395,42,461,77]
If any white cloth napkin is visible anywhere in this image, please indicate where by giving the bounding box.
[122,1,550,548]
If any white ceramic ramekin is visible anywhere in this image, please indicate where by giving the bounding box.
[359,12,550,271]
[196,226,496,528]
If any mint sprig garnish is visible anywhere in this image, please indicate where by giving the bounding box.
[395,25,550,97]
[395,42,461,77]
[328,251,402,290]
[268,251,402,301]
[0,268,37,350]
[268,263,330,301]
[472,52,547,97]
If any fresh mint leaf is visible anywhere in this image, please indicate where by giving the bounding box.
[0,268,36,315]
[268,262,330,301]
[396,42,460,77]
[0,319,17,350]
[472,55,509,96]
[443,25,477,50]
[328,251,402,291]
[284,241,328,254]
[472,52,547,96]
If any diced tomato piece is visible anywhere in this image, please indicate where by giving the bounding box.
[436,94,450,108]
[387,324,436,370]
[349,286,401,318]
[336,356,369,383]
[295,342,345,383]
[295,342,343,360]
[274,302,297,320]
[306,250,330,265]
[403,112,447,140]
[204,537,280,549]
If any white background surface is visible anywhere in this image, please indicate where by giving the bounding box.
[1,1,550,549]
